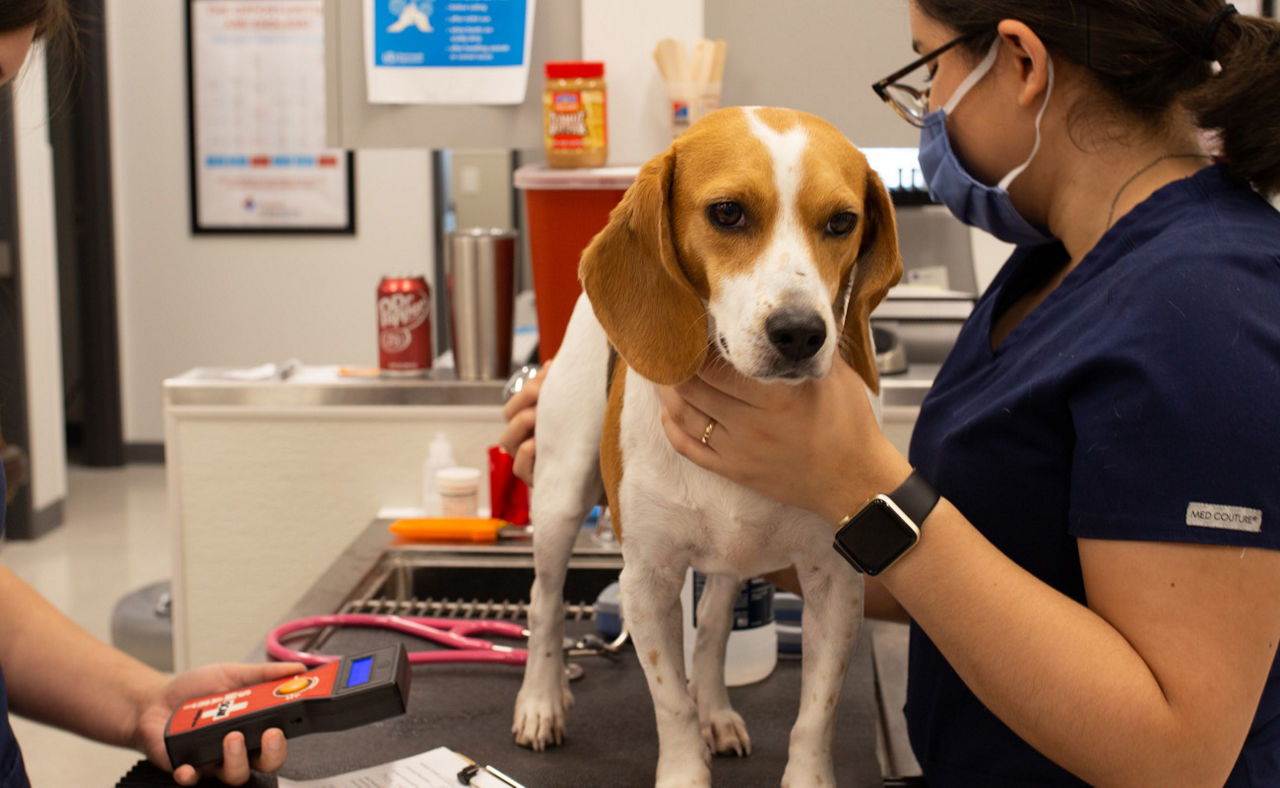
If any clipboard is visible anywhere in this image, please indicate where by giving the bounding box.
[273,746,525,788]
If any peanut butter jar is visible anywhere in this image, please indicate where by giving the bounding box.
[543,61,608,168]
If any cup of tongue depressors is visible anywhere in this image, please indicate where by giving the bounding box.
[653,37,727,139]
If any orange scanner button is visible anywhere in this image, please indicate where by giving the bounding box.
[275,677,311,695]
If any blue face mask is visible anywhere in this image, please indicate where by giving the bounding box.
[918,37,1056,247]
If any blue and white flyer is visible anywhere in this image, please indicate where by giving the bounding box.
[364,0,536,104]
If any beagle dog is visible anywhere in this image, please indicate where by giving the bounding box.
[513,106,901,787]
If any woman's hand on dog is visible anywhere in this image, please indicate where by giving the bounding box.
[659,356,912,527]
[500,362,549,486]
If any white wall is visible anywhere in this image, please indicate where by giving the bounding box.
[106,1,435,444]
[13,44,68,512]
[581,0,703,166]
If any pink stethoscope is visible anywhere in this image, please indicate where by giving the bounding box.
[266,614,531,667]
[267,613,629,670]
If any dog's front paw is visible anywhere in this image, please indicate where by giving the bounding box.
[655,745,712,788]
[689,678,751,757]
[512,685,574,751]
[701,707,751,757]
[781,760,835,788]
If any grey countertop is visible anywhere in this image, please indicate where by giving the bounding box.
[220,519,887,787]
[164,364,935,409]
[164,367,508,408]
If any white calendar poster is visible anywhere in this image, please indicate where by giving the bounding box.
[189,0,354,232]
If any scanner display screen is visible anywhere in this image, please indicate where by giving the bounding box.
[346,657,373,687]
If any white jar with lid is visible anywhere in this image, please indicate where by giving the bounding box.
[437,467,482,518]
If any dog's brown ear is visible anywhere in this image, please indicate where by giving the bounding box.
[840,168,902,395]
[579,146,707,385]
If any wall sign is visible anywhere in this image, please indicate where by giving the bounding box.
[187,0,355,234]
[364,0,537,104]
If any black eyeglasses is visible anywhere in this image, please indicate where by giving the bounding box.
[872,33,980,128]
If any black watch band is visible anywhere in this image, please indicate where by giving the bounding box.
[890,469,940,526]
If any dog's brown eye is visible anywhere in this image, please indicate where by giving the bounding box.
[707,201,746,230]
[826,211,858,237]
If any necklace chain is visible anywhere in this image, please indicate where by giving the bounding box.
[1105,153,1212,230]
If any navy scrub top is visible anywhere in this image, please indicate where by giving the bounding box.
[0,461,30,788]
[906,164,1280,786]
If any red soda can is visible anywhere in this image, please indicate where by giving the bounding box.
[377,275,432,376]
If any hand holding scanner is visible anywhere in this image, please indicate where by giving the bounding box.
[164,644,410,768]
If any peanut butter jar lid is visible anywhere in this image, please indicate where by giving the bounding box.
[544,61,605,80]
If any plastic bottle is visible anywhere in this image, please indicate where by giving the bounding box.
[421,433,456,516]
[681,569,777,686]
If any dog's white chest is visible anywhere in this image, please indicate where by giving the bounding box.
[615,369,826,576]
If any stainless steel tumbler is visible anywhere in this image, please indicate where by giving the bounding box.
[446,228,517,381]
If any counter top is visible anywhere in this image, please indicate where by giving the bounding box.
[231,520,886,787]
[164,366,507,408]
[165,363,934,410]
[879,362,939,410]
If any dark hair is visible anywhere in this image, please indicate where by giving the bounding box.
[0,0,70,40]
[0,0,78,109]
[913,1,1280,195]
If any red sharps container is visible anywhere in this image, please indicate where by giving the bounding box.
[377,275,432,376]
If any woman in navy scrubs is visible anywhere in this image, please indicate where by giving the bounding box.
[659,2,1280,785]
[0,4,302,786]
[506,1,1280,784]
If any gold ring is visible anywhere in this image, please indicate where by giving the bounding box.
[701,419,716,446]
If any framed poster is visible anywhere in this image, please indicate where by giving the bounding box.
[187,0,355,234]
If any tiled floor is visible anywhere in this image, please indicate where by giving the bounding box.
[1,464,172,786]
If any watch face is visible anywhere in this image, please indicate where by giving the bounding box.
[833,497,920,575]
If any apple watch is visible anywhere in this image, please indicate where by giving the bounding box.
[833,469,939,575]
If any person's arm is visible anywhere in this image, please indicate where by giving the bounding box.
[0,565,302,785]
[659,357,1280,787]
[862,576,908,623]
[878,500,1280,787]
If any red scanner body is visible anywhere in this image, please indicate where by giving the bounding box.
[164,644,410,768]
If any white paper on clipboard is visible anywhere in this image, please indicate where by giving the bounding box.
[363,0,537,104]
[276,746,518,787]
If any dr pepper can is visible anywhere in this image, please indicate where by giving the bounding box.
[377,275,432,376]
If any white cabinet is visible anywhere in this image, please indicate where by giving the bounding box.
[164,367,505,670]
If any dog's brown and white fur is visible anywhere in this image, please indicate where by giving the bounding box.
[512,107,902,786]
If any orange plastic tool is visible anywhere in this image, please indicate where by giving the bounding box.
[389,517,525,542]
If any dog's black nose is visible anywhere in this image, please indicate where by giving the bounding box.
[766,310,827,362]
